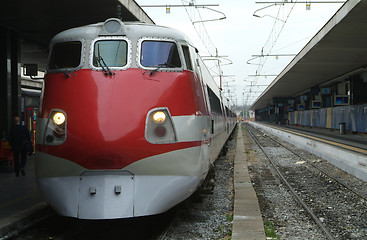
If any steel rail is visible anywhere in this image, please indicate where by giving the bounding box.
[245,124,335,240]
[156,213,179,240]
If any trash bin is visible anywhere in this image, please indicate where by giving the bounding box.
[339,122,346,134]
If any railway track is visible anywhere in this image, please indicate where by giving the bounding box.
[11,211,176,240]
[258,126,367,202]
[245,123,367,239]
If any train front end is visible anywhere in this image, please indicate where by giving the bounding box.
[35,19,211,219]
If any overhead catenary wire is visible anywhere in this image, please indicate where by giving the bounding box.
[247,0,345,106]
[180,0,236,97]
[256,1,345,3]
[180,0,217,56]
[256,1,297,74]
[247,1,298,105]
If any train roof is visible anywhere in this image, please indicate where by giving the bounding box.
[50,19,194,46]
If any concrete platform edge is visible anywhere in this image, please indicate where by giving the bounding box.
[232,125,266,240]
[0,202,53,240]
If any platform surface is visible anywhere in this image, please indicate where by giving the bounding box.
[0,156,50,238]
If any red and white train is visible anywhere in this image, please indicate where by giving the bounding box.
[35,18,236,219]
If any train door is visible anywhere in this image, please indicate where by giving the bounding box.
[191,48,212,141]
[26,107,38,153]
[190,46,210,113]
[187,45,211,166]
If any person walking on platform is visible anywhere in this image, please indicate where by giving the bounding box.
[9,116,32,177]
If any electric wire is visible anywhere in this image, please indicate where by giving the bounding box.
[181,0,232,97]
[180,0,216,56]
[248,1,298,105]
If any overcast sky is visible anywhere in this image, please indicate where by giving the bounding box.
[135,0,344,106]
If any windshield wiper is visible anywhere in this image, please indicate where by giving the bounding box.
[150,63,175,76]
[54,64,73,78]
[96,46,114,76]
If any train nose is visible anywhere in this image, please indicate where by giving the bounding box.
[77,171,134,219]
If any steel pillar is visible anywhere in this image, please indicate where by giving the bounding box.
[0,27,21,139]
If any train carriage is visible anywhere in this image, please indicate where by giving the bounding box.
[36,18,236,219]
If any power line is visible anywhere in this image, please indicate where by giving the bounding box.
[256,1,345,3]
[252,54,296,57]
[249,1,297,92]
[248,74,278,77]
[140,4,219,7]
[180,0,221,56]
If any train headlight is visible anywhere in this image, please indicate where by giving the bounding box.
[44,109,67,145]
[152,111,166,124]
[53,112,66,125]
[145,108,176,144]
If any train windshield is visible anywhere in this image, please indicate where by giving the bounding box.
[141,41,181,68]
[93,40,128,67]
[49,41,82,70]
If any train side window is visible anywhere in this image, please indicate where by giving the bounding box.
[93,40,128,67]
[49,41,82,70]
[207,86,223,115]
[225,107,230,117]
[182,45,193,71]
[141,41,181,68]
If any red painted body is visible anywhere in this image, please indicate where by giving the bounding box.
[38,68,208,169]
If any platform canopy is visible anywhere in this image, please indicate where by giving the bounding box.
[251,0,367,110]
[0,0,154,71]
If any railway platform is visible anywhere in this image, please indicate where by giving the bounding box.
[231,125,266,240]
[0,156,52,239]
[277,122,367,151]
[250,121,367,182]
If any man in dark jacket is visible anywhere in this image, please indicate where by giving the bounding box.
[9,116,32,176]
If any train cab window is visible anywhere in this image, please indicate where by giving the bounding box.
[141,41,181,68]
[93,40,128,67]
[49,41,82,69]
[182,45,193,71]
